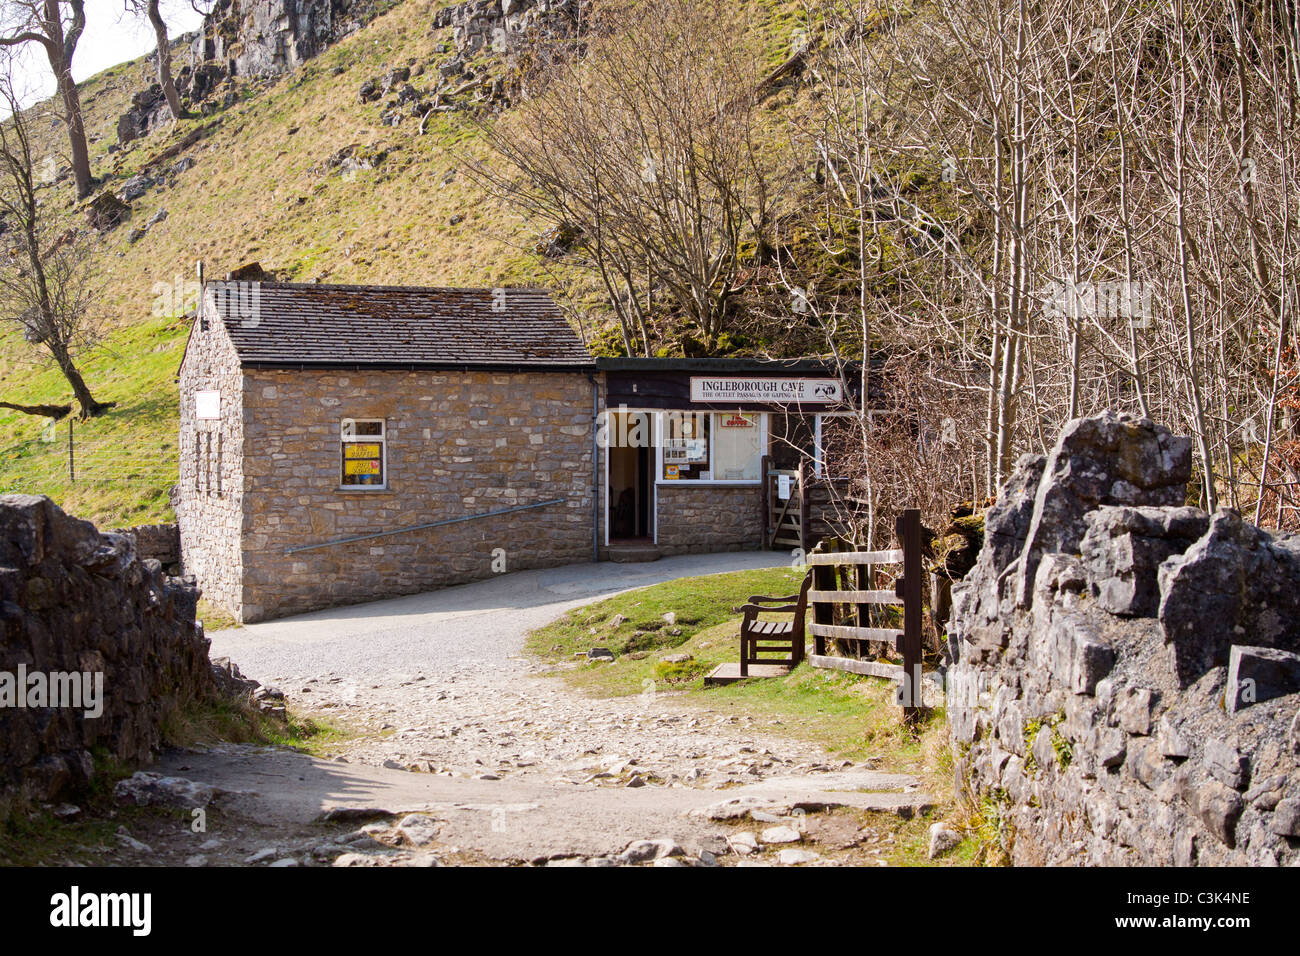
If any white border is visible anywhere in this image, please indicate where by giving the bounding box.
[339,418,388,491]
[655,410,768,485]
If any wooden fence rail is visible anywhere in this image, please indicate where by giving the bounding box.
[806,508,926,721]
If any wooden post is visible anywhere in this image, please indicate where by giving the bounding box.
[68,417,75,483]
[811,544,834,657]
[895,508,923,723]
[855,561,871,638]
[797,458,811,552]
[759,454,771,550]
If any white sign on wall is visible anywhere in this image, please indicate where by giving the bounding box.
[664,438,708,463]
[195,390,221,420]
[690,377,842,404]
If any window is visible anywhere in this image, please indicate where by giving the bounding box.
[712,412,763,480]
[659,411,765,482]
[194,429,222,498]
[214,433,222,497]
[662,412,710,480]
[194,431,204,495]
[341,419,386,488]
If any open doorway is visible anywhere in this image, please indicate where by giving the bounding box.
[608,410,655,542]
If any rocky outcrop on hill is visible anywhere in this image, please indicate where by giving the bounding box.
[347,0,587,121]
[0,496,221,805]
[191,0,383,79]
[434,0,583,56]
[948,412,1300,866]
[429,0,584,106]
[117,0,389,144]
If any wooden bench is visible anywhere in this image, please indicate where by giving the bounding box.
[738,571,812,676]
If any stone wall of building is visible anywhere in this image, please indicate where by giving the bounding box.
[947,412,1300,866]
[655,483,763,556]
[112,524,181,572]
[238,368,597,621]
[175,315,246,618]
[0,496,216,804]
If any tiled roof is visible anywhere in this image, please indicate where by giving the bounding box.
[208,282,594,368]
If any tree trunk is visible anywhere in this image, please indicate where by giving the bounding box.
[41,1,92,199]
[0,400,72,419]
[50,343,111,418]
[147,0,183,120]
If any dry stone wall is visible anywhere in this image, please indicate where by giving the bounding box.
[0,496,218,804]
[112,524,181,572]
[948,412,1300,865]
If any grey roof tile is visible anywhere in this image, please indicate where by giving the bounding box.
[208,282,593,368]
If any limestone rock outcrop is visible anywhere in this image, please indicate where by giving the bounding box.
[190,0,378,80]
[948,411,1300,865]
[430,0,584,105]
[116,0,387,143]
[433,0,583,57]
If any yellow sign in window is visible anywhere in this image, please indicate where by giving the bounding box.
[344,443,381,459]
[344,459,382,476]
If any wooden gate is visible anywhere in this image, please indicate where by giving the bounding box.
[805,508,926,721]
[762,457,809,550]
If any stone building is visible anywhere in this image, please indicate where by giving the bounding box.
[178,282,861,622]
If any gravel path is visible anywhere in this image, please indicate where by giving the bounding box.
[208,552,847,789]
[136,553,937,867]
[210,552,785,681]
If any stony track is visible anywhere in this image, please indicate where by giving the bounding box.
[108,554,936,866]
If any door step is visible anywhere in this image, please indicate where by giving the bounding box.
[607,543,662,563]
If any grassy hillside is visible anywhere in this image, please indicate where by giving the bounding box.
[0,313,186,526]
[0,0,811,527]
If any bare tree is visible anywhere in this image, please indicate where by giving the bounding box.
[471,0,777,354]
[0,1,91,198]
[127,0,183,121]
[776,0,1300,529]
[0,75,110,418]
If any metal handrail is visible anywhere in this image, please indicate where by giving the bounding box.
[283,497,567,555]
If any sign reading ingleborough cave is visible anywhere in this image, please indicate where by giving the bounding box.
[689,377,842,404]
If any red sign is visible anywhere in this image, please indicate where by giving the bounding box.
[720,414,756,428]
